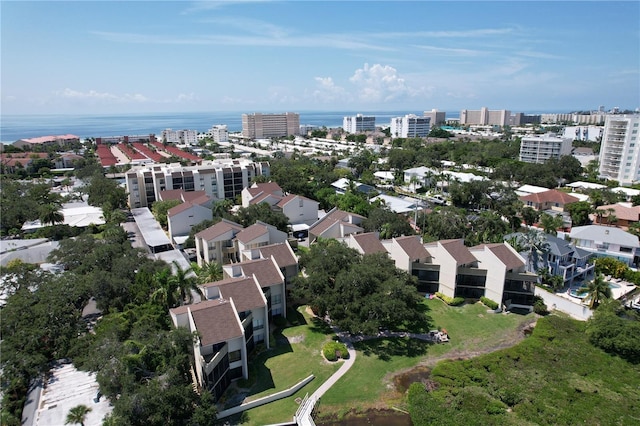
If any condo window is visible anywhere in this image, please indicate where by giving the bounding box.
[229,350,241,363]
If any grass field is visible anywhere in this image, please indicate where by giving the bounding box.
[237,299,535,424]
[315,299,535,419]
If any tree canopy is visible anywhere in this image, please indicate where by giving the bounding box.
[294,239,427,335]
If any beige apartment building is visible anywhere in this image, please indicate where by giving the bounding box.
[241,112,300,138]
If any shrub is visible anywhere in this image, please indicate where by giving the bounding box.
[322,340,349,362]
[532,296,549,316]
[435,292,465,306]
[480,297,499,310]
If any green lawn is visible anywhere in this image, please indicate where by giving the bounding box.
[236,299,535,424]
[230,306,341,425]
[316,299,535,417]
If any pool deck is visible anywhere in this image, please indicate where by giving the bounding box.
[563,279,636,304]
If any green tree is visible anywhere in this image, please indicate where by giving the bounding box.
[518,230,550,273]
[539,212,563,236]
[84,174,127,208]
[520,207,540,227]
[566,201,593,227]
[585,299,640,363]
[578,274,612,309]
[362,207,414,239]
[151,199,181,229]
[39,203,64,226]
[192,261,223,284]
[65,405,92,426]
[233,202,290,232]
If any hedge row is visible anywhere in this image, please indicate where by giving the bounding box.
[435,292,465,306]
[322,341,350,362]
[480,296,499,310]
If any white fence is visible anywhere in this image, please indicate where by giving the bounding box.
[535,287,593,321]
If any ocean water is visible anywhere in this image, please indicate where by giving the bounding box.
[0,110,456,143]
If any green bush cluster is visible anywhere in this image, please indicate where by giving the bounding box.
[532,295,549,315]
[480,296,499,310]
[322,341,350,362]
[435,292,465,306]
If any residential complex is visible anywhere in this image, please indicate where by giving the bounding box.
[423,109,446,126]
[519,134,573,164]
[598,114,640,186]
[459,107,511,126]
[124,158,270,208]
[343,114,375,133]
[161,129,198,145]
[390,114,431,138]
[241,112,300,138]
[12,134,80,150]
[541,112,606,125]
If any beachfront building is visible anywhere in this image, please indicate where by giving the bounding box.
[541,113,606,125]
[210,125,229,143]
[598,114,640,186]
[343,114,375,133]
[161,129,198,145]
[519,134,573,164]
[459,107,510,126]
[124,158,270,208]
[389,114,431,138]
[13,134,80,150]
[423,109,447,127]
[241,112,300,139]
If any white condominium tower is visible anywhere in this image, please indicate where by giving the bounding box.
[343,114,376,133]
[599,114,640,185]
[241,112,300,138]
[390,114,431,138]
[519,134,572,164]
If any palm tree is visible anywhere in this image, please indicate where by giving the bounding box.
[539,213,564,236]
[169,261,204,306]
[39,203,64,226]
[151,267,178,309]
[519,230,550,273]
[192,260,223,285]
[65,404,92,426]
[578,274,612,309]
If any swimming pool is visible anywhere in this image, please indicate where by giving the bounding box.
[569,282,620,298]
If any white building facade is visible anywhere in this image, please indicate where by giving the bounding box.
[390,114,431,138]
[519,134,573,164]
[343,114,376,133]
[161,129,198,145]
[598,114,640,185]
[125,159,270,208]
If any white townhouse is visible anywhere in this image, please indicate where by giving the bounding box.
[569,225,640,267]
[275,194,319,226]
[235,221,288,253]
[194,219,245,267]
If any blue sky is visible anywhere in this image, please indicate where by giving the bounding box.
[2,1,639,115]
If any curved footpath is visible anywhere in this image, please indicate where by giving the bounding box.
[296,326,445,425]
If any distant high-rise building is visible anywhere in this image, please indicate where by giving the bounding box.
[460,107,510,126]
[519,134,573,164]
[390,114,431,138]
[241,113,300,139]
[209,125,229,143]
[161,129,198,145]
[598,114,640,185]
[423,109,446,126]
[343,114,376,133]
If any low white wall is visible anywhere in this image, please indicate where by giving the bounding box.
[535,287,593,321]
[216,374,315,420]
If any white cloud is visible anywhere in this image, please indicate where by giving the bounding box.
[54,88,148,103]
[311,77,350,104]
[349,63,426,103]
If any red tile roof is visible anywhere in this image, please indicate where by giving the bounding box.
[519,189,579,205]
[596,203,640,222]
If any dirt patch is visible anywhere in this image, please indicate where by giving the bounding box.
[287,334,305,344]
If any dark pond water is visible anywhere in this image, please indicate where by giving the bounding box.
[316,409,412,426]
